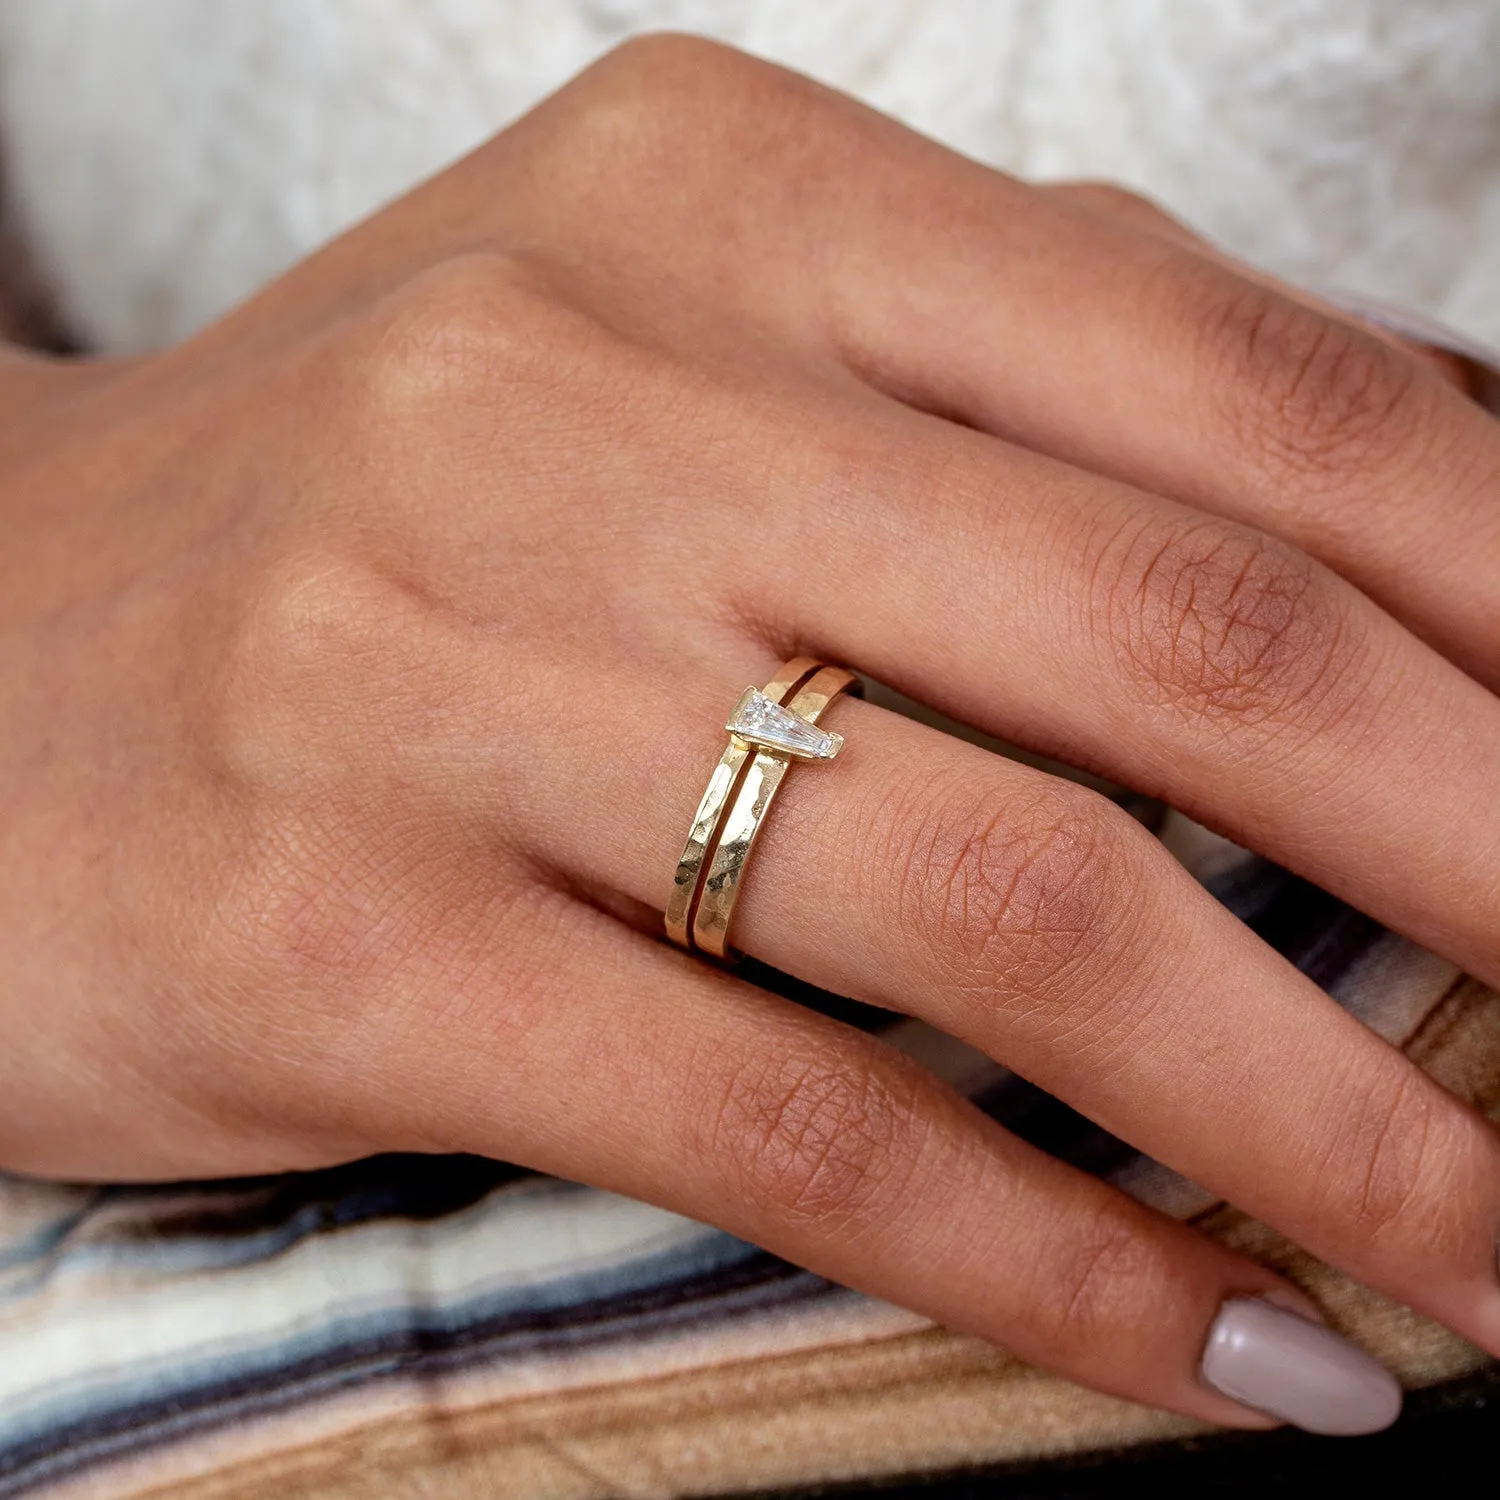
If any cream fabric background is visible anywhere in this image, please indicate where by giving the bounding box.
[0,0,1496,353]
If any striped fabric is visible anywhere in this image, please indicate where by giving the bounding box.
[3,810,1490,1499]
[3,326,1498,1498]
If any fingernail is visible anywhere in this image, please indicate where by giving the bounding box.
[1200,1297,1402,1436]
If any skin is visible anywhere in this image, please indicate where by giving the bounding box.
[2,35,1500,1429]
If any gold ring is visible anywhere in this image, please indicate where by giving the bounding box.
[666,658,857,959]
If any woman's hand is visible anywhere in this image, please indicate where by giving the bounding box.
[4,35,1500,1434]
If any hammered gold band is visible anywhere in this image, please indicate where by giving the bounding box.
[666,658,857,960]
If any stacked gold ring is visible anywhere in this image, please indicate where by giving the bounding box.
[666,657,858,960]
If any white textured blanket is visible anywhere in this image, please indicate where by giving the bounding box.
[0,0,1497,351]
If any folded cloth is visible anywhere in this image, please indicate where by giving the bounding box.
[2,318,1497,1500]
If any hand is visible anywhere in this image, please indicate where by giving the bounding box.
[4,35,1500,1436]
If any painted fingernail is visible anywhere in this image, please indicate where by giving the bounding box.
[1200,1297,1402,1436]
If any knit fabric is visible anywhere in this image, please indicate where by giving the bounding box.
[0,1,1498,351]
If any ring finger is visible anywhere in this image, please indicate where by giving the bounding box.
[515,654,1500,1379]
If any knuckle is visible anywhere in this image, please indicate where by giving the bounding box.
[567,33,767,155]
[355,253,583,421]
[711,1046,917,1231]
[1092,517,1361,732]
[1198,277,1425,488]
[215,548,487,853]
[1320,1064,1461,1252]
[1028,1207,1169,1357]
[222,550,431,752]
[588,31,755,91]
[890,774,1136,1003]
[564,33,827,190]
[583,31,796,120]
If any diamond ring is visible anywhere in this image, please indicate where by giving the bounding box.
[665,658,858,959]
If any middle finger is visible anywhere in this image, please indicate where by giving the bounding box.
[747,387,1500,999]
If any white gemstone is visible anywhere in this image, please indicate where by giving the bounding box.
[726,688,843,760]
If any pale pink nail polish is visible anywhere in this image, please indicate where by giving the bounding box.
[1200,1297,1402,1436]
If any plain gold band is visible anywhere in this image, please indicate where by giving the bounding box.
[663,657,822,950]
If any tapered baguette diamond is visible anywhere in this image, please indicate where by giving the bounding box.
[726,687,844,760]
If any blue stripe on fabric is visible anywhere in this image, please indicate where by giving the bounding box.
[0,1165,545,1303]
[0,1194,104,1275]
[0,1229,837,1496]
